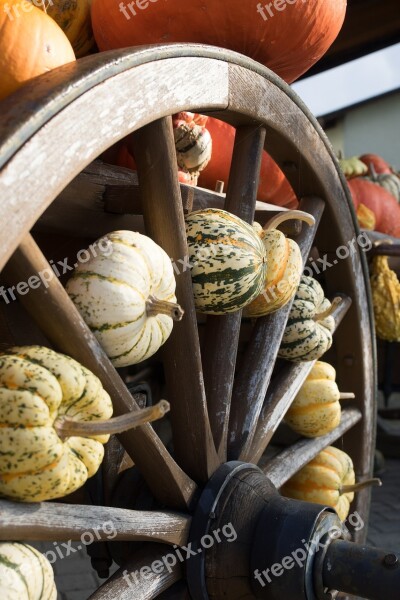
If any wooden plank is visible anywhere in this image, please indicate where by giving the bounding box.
[203,125,266,459]
[130,118,219,483]
[35,159,292,240]
[228,197,325,462]
[249,295,353,464]
[263,408,363,488]
[0,500,190,545]
[2,234,197,511]
[88,544,182,600]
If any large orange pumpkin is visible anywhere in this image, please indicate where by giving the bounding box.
[348,178,400,237]
[0,0,75,101]
[91,0,346,83]
[198,117,298,208]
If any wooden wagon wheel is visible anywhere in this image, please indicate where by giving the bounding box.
[0,45,382,600]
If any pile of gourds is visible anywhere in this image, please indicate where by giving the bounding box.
[0,0,348,211]
[340,153,400,237]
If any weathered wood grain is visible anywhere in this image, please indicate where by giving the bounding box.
[0,500,190,545]
[228,197,325,462]
[2,234,197,511]
[203,125,266,460]
[249,295,353,465]
[34,160,290,240]
[264,408,362,489]
[130,118,219,483]
[88,544,182,600]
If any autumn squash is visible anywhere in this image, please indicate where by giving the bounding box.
[365,164,400,202]
[0,346,112,502]
[356,203,376,231]
[0,0,75,102]
[285,361,355,438]
[360,153,392,175]
[92,0,346,84]
[244,211,315,317]
[67,231,184,366]
[186,209,267,314]
[348,178,400,237]
[197,117,298,208]
[371,255,400,342]
[173,118,212,179]
[281,446,381,521]
[278,276,340,362]
[339,156,368,179]
[44,0,95,58]
[0,542,57,599]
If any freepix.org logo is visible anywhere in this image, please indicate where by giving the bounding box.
[256,0,308,21]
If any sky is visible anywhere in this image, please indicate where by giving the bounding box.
[292,43,400,117]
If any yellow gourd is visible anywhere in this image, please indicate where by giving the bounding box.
[371,255,400,341]
[0,346,169,502]
[285,361,355,438]
[281,446,381,521]
[245,211,315,317]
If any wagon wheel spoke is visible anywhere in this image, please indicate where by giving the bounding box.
[0,499,190,545]
[263,408,363,488]
[249,295,353,464]
[88,544,182,600]
[2,234,197,511]
[202,125,266,459]
[130,117,220,483]
[228,197,325,461]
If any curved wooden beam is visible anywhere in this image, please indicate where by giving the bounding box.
[0,500,190,546]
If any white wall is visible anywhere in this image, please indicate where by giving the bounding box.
[326,91,400,169]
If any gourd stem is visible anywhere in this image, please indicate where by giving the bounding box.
[264,210,316,231]
[369,163,378,181]
[339,393,356,400]
[146,296,184,321]
[340,478,382,495]
[55,400,170,440]
[314,297,343,321]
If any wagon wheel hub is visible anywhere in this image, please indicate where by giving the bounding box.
[186,462,400,600]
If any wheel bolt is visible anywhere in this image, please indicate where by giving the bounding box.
[383,553,399,568]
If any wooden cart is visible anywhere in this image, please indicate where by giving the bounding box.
[0,45,381,599]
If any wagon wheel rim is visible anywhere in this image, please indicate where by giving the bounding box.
[0,45,376,599]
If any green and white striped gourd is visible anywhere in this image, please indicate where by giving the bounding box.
[186,209,267,314]
[66,231,183,367]
[0,346,112,502]
[0,542,57,600]
[278,276,339,362]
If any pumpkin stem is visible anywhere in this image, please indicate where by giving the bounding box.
[313,297,343,321]
[339,393,356,400]
[264,210,315,232]
[146,296,184,321]
[369,163,378,181]
[55,400,170,440]
[340,477,382,495]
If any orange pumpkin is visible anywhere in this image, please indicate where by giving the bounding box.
[348,178,400,237]
[198,117,298,208]
[91,0,346,84]
[0,0,75,102]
